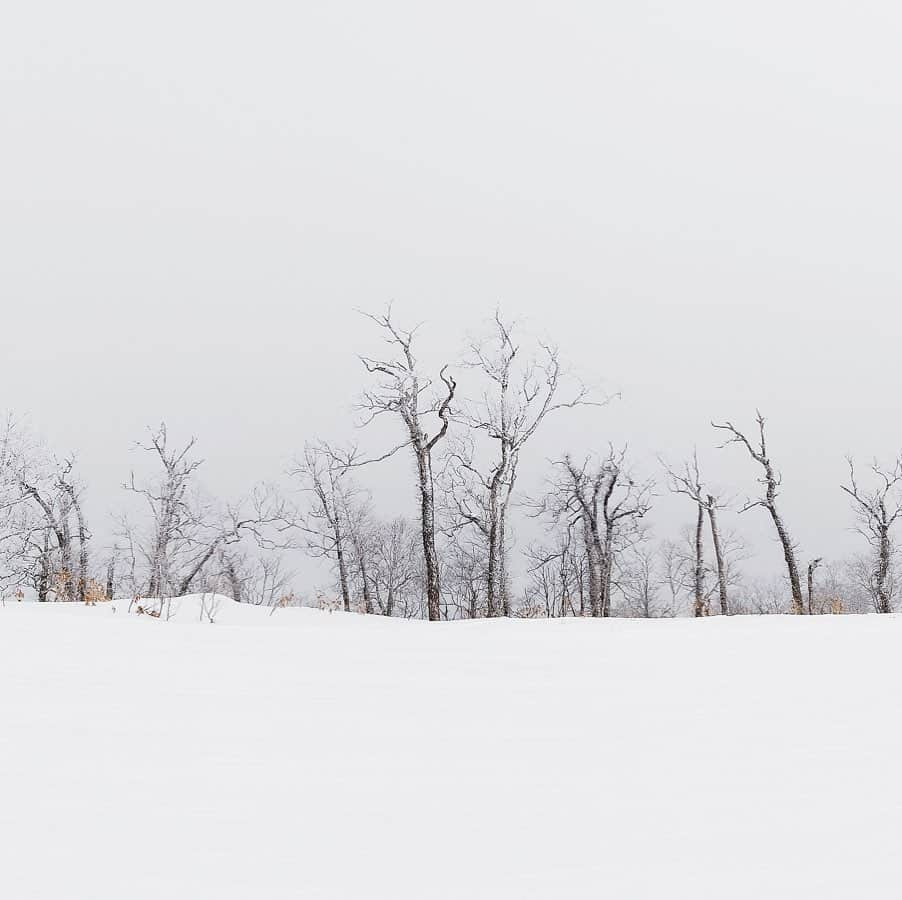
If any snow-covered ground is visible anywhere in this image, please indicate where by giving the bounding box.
[1,597,900,898]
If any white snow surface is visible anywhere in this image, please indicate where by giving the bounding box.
[1,597,901,898]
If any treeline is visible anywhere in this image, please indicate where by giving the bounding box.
[0,308,897,619]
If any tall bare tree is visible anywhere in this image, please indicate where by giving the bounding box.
[705,495,730,616]
[664,453,707,617]
[359,308,456,621]
[343,496,377,615]
[539,448,652,617]
[56,462,90,603]
[291,442,360,612]
[664,451,731,616]
[125,424,203,599]
[841,456,902,614]
[713,412,805,614]
[450,311,593,616]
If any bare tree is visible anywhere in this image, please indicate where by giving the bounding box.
[444,535,486,619]
[664,451,732,616]
[538,447,652,617]
[174,485,291,598]
[525,526,586,618]
[17,455,89,602]
[841,456,902,614]
[712,412,805,614]
[241,554,295,607]
[659,538,692,615]
[0,417,42,598]
[619,543,677,618]
[368,516,422,618]
[291,442,355,611]
[664,453,707,617]
[125,424,289,607]
[450,311,594,617]
[56,463,90,603]
[359,307,456,621]
[342,493,377,615]
[125,424,203,600]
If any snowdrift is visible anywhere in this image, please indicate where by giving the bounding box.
[1,603,900,899]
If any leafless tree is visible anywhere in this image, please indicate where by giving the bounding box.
[57,463,90,603]
[659,538,692,615]
[291,441,362,612]
[124,424,289,608]
[174,485,291,598]
[125,424,204,600]
[0,417,41,598]
[342,493,377,614]
[712,412,805,614]
[449,311,594,617]
[16,453,90,602]
[841,456,902,614]
[840,554,883,614]
[811,559,852,614]
[366,516,423,617]
[241,554,295,606]
[734,577,792,615]
[664,453,707,617]
[524,526,586,617]
[664,451,732,616]
[443,535,486,619]
[537,447,652,617]
[359,307,456,621]
[619,543,676,618]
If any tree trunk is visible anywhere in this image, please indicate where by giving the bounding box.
[767,504,804,614]
[38,532,51,602]
[486,509,500,618]
[148,529,168,598]
[71,497,89,604]
[600,534,614,618]
[359,555,374,614]
[416,452,442,621]
[707,498,729,615]
[693,502,707,616]
[807,560,817,615]
[876,529,892,614]
[583,518,602,617]
[177,540,222,597]
[499,512,510,617]
[334,526,351,613]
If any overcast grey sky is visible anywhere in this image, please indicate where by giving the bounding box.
[3,1,901,586]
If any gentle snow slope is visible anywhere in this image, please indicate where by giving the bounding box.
[1,600,900,899]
